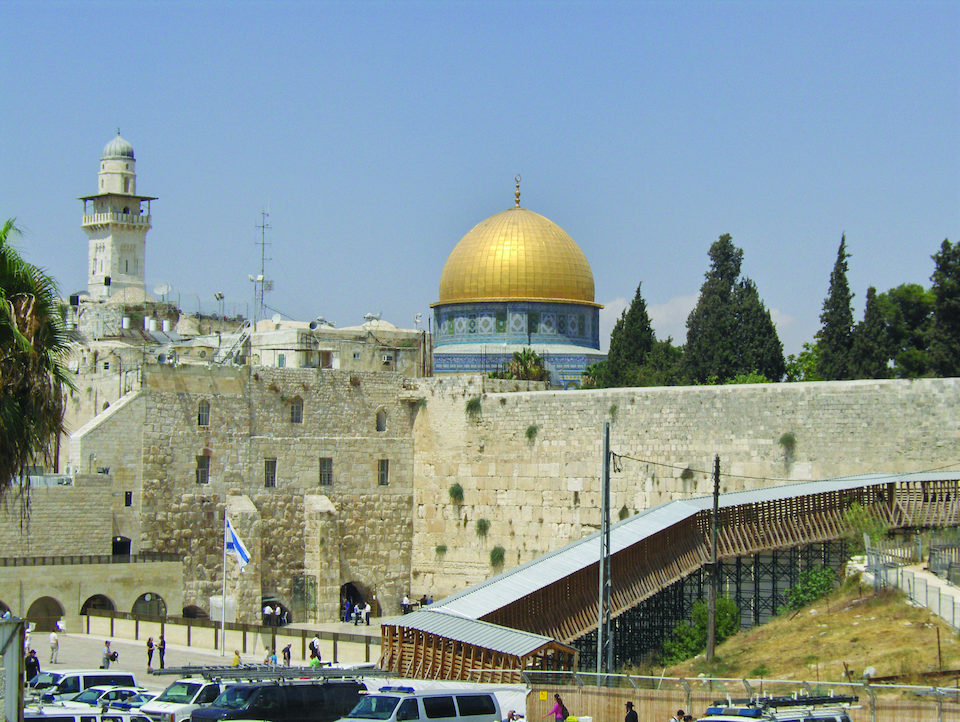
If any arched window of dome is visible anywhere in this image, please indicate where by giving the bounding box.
[376,408,387,432]
[290,396,303,424]
[197,400,210,427]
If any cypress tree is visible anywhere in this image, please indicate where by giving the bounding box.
[605,283,656,386]
[851,287,890,378]
[734,278,785,381]
[930,239,960,376]
[876,283,934,378]
[684,234,742,383]
[817,235,854,380]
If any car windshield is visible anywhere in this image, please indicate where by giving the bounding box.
[31,673,62,689]
[346,695,401,720]
[157,683,202,703]
[213,687,257,709]
[73,689,107,704]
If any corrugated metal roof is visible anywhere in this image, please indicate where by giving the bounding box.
[382,609,569,657]
[433,470,960,621]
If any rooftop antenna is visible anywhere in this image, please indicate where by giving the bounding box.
[254,209,272,325]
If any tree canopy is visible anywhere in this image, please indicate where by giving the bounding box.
[930,239,960,376]
[684,234,784,383]
[0,219,73,494]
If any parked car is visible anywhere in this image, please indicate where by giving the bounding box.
[55,686,146,709]
[37,672,139,703]
[338,686,501,722]
[191,680,366,722]
[110,693,159,712]
[140,678,224,722]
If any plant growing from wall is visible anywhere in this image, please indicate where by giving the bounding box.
[525,424,538,443]
[475,518,490,538]
[609,403,618,421]
[465,396,482,419]
[779,432,796,466]
[435,544,447,558]
[448,482,464,505]
[618,505,630,520]
[490,545,506,568]
[681,467,694,481]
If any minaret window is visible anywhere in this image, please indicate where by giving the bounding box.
[123,178,129,192]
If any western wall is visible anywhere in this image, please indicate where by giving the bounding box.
[409,375,960,598]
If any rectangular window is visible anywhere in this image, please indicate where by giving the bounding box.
[378,459,389,486]
[277,353,286,368]
[264,458,277,488]
[353,351,361,359]
[319,457,333,486]
[195,455,210,484]
[124,491,133,507]
[103,362,110,371]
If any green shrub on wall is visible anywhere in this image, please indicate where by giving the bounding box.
[448,483,464,505]
[490,545,506,568]
[476,518,490,538]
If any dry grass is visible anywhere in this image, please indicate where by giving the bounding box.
[663,578,960,684]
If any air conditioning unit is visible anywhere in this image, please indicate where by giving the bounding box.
[382,354,393,364]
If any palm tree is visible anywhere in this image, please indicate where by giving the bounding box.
[507,348,549,381]
[0,219,73,495]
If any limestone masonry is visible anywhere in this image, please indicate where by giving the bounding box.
[4,370,958,625]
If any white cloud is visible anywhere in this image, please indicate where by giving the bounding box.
[598,294,697,352]
[598,297,629,352]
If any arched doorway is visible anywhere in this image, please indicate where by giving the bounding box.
[132,593,166,618]
[0,600,10,616]
[26,597,64,632]
[112,536,131,556]
[340,582,373,622]
[182,605,208,619]
[80,594,115,616]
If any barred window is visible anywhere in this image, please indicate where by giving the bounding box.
[196,455,210,484]
[319,457,333,486]
[264,458,277,488]
[290,397,303,424]
[197,400,210,427]
[378,459,389,486]
[376,408,387,432]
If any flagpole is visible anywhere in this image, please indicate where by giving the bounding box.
[221,514,227,657]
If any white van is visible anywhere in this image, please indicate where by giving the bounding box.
[338,686,501,722]
[140,678,224,722]
[24,708,151,722]
[35,671,139,704]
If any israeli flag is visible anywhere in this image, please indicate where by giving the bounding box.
[225,517,251,571]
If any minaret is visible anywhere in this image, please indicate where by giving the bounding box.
[79,133,157,301]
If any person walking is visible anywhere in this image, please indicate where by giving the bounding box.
[670,711,685,722]
[101,641,112,669]
[281,644,291,667]
[542,694,567,721]
[363,601,371,625]
[24,649,40,681]
[157,634,166,669]
[146,637,154,670]
[48,630,59,664]
[624,702,638,722]
[232,649,241,666]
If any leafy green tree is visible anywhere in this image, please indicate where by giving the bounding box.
[660,597,739,664]
[785,342,822,382]
[851,287,890,379]
[635,338,685,387]
[685,235,783,383]
[785,567,836,610]
[842,502,889,554]
[605,283,656,386]
[684,235,744,383]
[734,279,785,381]
[0,219,73,494]
[876,283,934,378]
[506,347,549,381]
[816,235,854,380]
[929,239,960,376]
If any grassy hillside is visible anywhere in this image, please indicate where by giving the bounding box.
[662,576,960,684]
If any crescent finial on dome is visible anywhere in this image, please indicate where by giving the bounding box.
[515,174,521,208]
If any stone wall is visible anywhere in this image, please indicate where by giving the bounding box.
[410,376,960,598]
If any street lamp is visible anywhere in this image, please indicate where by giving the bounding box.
[214,292,225,326]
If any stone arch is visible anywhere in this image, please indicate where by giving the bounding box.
[26,596,65,631]
[132,592,167,618]
[340,581,377,618]
[80,594,116,616]
[182,604,208,619]
[376,408,387,432]
[261,597,291,626]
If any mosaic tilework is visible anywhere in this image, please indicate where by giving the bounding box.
[435,301,600,349]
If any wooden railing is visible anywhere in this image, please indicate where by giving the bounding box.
[0,552,179,566]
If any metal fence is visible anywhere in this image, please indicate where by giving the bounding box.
[872,564,960,630]
[0,552,180,566]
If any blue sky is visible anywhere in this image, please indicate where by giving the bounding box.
[2,0,957,354]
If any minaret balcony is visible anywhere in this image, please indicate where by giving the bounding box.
[82,212,152,228]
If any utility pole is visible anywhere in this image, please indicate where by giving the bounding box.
[597,422,612,677]
[254,210,271,323]
[706,454,720,663]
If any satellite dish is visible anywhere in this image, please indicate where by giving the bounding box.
[363,312,381,322]
[271,313,282,325]
[153,283,172,300]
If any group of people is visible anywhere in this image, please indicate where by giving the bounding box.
[261,604,289,627]
[400,593,433,614]
[626,703,694,722]
[545,695,695,722]
[341,599,372,625]
[260,634,325,667]
[145,635,166,669]
[24,628,60,680]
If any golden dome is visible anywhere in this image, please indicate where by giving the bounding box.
[435,206,598,306]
